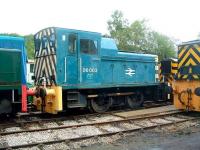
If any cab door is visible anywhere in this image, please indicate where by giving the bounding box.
[65,33,78,85]
[78,36,100,86]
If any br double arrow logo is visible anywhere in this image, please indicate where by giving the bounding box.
[125,68,135,76]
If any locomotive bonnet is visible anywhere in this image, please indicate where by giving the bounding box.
[0,36,27,114]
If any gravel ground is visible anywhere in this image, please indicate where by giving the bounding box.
[0,126,103,146]
[90,115,122,122]
[62,120,79,126]
[4,127,22,132]
[119,122,141,129]
[149,118,172,124]
[26,123,42,130]
[81,120,200,150]
[17,120,200,150]
[163,116,185,121]
[44,122,59,128]
[134,119,157,127]
[2,114,122,133]
[0,114,124,148]
[99,124,123,133]
[1,114,199,149]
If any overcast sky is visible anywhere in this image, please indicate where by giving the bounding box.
[0,0,199,42]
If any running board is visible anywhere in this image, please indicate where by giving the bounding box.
[87,92,135,98]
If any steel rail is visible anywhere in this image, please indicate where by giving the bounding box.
[0,110,181,136]
[0,102,171,128]
[0,116,197,150]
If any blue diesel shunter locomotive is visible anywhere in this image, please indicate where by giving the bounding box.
[33,27,161,113]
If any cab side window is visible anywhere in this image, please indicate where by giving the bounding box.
[80,39,97,54]
[42,37,47,49]
[68,34,77,54]
[30,64,34,73]
[35,38,41,52]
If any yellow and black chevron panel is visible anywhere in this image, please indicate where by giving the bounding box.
[171,60,178,74]
[178,41,200,80]
[166,75,174,85]
[159,59,177,84]
[34,27,57,85]
[158,63,164,82]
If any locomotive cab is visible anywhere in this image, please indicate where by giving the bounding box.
[33,28,102,114]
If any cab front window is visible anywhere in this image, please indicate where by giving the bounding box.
[80,39,97,55]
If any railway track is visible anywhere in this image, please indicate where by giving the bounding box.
[0,105,198,150]
[0,100,171,128]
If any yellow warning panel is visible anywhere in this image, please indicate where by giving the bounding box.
[172,80,200,112]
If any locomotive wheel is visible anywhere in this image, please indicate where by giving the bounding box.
[126,93,144,109]
[0,99,12,113]
[90,97,112,113]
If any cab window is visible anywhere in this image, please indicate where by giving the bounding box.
[35,38,41,52]
[68,34,77,54]
[80,39,97,54]
[30,64,34,73]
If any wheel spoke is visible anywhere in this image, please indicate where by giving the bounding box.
[126,94,144,109]
[90,97,111,113]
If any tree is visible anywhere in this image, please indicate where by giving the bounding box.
[107,11,149,51]
[107,10,176,60]
[129,20,149,52]
[107,10,131,50]
[24,34,35,59]
[149,31,176,60]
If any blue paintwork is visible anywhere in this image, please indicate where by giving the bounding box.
[100,38,156,87]
[0,36,27,85]
[55,28,101,88]
[41,28,157,89]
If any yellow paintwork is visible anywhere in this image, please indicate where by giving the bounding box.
[172,80,200,111]
[171,62,178,68]
[33,86,63,114]
[159,60,177,85]
[178,46,186,58]
[171,61,178,74]
[158,63,163,82]
[172,42,200,111]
